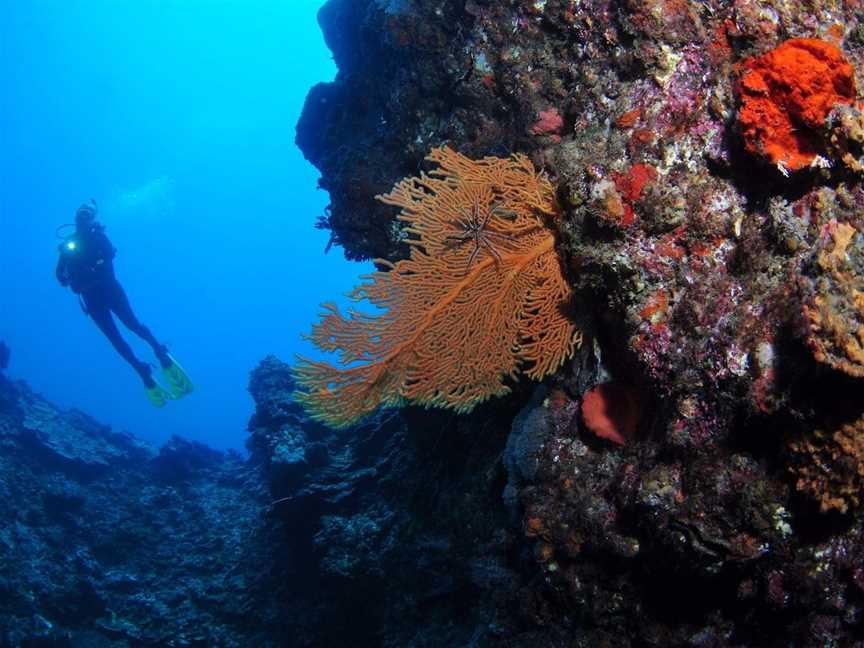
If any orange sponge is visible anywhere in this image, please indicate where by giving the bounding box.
[582,382,641,446]
[738,38,856,171]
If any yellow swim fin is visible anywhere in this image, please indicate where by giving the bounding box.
[162,354,194,399]
[145,383,173,408]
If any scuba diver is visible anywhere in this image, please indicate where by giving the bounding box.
[56,200,193,407]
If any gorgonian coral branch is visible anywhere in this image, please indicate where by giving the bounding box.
[294,146,581,428]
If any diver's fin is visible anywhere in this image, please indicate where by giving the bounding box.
[162,353,194,398]
[145,383,173,408]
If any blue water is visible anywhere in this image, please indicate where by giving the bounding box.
[2,1,367,449]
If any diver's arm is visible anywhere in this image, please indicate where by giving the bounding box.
[55,253,69,286]
[91,229,117,264]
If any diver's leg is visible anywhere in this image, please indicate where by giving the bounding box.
[84,295,156,387]
[107,281,170,367]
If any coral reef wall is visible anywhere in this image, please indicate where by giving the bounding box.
[294,0,864,645]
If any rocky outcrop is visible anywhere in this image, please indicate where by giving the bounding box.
[297,0,520,261]
[248,355,529,646]
[0,371,282,647]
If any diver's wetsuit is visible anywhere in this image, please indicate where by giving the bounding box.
[56,223,168,386]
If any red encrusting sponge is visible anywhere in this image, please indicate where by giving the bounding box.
[737,38,856,171]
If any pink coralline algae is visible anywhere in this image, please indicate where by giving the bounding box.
[529,108,564,141]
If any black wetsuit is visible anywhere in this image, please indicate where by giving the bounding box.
[56,223,167,385]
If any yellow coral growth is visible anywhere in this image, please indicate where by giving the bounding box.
[790,416,864,513]
[804,222,864,378]
[295,146,581,428]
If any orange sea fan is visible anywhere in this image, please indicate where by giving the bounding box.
[294,146,582,428]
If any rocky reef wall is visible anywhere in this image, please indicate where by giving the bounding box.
[293,0,864,645]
